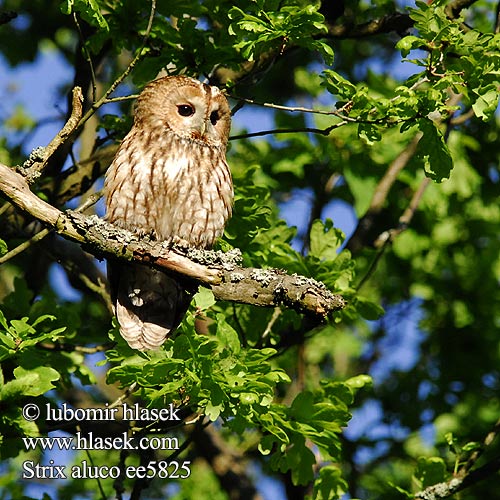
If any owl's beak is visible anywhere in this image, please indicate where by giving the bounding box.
[199,120,207,136]
[191,119,209,141]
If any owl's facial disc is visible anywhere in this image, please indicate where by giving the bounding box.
[173,96,220,144]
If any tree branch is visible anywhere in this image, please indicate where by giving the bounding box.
[0,11,17,25]
[326,13,414,38]
[459,416,500,477]
[325,0,479,39]
[373,176,431,249]
[0,163,345,318]
[229,122,348,140]
[48,145,117,206]
[356,175,431,291]
[191,424,262,500]
[229,95,352,118]
[0,227,50,265]
[20,87,84,183]
[444,0,479,20]
[495,0,500,33]
[414,455,500,499]
[346,133,422,254]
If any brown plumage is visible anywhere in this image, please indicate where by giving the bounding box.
[104,76,233,350]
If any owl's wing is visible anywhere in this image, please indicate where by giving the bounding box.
[108,262,194,350]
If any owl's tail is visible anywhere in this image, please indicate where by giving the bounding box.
[108,263,193,350]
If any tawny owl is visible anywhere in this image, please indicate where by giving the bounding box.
[104,76,233,350]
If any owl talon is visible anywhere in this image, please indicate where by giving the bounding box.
[129,287,144,307]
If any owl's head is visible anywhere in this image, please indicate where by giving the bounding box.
[134,75,231,148]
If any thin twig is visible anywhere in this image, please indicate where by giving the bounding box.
[496,0,500,33]
[392,177,431,233]
[261,307,282,341]
[22,87,84,183]
[229,122,348,140]
[103,94,139,104]
[37,342,114,353]
[184,413,205,426]
[75,424,107,500]
[75,190,103,213]
[51,145,117,206]
[356,176,431,291]
[458,416,500,477]
[325,12,414,38]
[78,273,111,308]
[73,11,97,103]
[0,228,51,265]
[414,455,500,499]
[0,190,102,266]
[324,0,476,40]
[229,95,351,117]
[373,176,431,248]
[444,0,479,19]
[450,107,475,125]
[0,201,11,217]
[77,0,157,129]
[372,134,423,213]
[109,383,138,409]
[345,133,422,254]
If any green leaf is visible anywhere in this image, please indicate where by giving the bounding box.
[288,438,316,485]
[396,35,425,57]
[0,239,7,256]
[0,310,8,330]
[461,441,482,453]
[472,88,499,121]
[321,70,357,100]
[216,315,241,354]
[205,400,223,421]
[31,314,57,328]
[309,219,343,261]
[10,318,35,337]
[317,40,334,65]
[60,0,72,15]
[358,122,382,145]
[389,483,414,498]
[1,366,60,400]
[416,119,454,181]
[312,465,348,500]
[345,374,373,392]
[290,391,314,420]
[60,0,109,31]
[193,288,216,311]
[258,434,275,455]
[413,457,447,488]
[355,296,384,321]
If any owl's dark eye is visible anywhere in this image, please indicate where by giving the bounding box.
[210,110,219,126]
[177,104,195,117]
